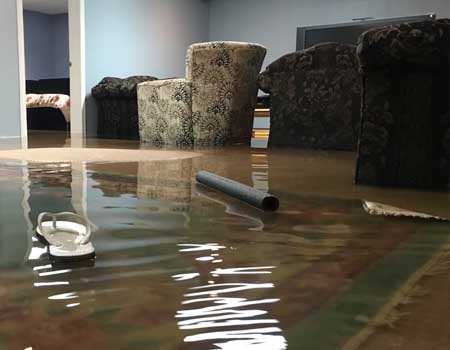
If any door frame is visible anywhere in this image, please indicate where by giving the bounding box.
[17,0,86,144]
[16,0,27,147]
[68,0,86,143]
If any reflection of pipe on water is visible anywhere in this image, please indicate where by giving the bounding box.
[195,186,265,232]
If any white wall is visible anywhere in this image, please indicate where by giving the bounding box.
[0,0,23,138]
[85,0,210,136]
[209,0,450,68]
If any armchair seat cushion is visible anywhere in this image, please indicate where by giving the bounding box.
[138,79,193,146]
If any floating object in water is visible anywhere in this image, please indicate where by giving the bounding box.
[196,171,279,211]
[362,200,448,221]
[36,212,95,262]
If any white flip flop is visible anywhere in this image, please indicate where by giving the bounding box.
[36,212,95,262]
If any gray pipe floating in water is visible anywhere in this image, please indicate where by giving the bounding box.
[196,171,279,211]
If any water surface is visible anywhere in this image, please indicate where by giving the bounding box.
[0,146,448,350]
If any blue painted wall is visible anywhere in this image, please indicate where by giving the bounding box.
[209,0,450,68]
[85,0,210,136]
[23,10,69,80]
[51,14,70,79]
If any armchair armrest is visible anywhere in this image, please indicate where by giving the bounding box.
[138,78,192,103]
[137,79,194,146]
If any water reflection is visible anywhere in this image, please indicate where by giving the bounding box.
[88,158,193,231]
[0,148,447,349]
[2,159,194,335]
[174,243,287,350]
[195,186,265,232]
[0,163,33,268]
[251,152,269,192]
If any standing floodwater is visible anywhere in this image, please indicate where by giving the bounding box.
[0,148,448,350]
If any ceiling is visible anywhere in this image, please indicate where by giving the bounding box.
[23,0,68,15]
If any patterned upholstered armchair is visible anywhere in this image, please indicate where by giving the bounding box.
[259,43,361,150]
[355,19,450,189]
[138,41,267,147]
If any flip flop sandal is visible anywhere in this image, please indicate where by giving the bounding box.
[36,212,95,262]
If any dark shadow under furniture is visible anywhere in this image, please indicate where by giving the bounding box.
[354,19,450,189]
[258,42,361,150]
[92,76,158,140]
[26,78,70,131]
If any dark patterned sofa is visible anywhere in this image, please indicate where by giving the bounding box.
[26,78,70,131]
[354,19,450,189]
[92,76,157,140]
[258,43,361,150]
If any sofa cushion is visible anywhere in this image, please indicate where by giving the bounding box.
[37,78,70,95]
[26,80,39,94]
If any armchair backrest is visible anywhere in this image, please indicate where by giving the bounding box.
[185,41,267,145]
[258,42,361,150]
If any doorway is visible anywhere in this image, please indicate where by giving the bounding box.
[17,0,85,146]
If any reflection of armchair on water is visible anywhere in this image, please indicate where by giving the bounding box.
[137,159,193,206]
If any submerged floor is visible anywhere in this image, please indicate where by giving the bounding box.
[0,132,448,350]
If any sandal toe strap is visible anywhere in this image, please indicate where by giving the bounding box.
[37,212,91,244]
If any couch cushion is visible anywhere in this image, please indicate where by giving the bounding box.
[26,80,39,94]
[37,78,70,95]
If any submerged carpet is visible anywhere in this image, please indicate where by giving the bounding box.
[0,148,200,163]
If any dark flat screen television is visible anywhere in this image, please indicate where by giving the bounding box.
[296,14,436,50]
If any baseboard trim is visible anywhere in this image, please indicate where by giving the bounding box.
[0,136,21,140]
